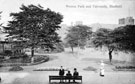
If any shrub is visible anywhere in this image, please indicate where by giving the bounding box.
[0,56,4,59]
[52,43,65,53]
[10,53,28,59]
[0,65,2,67]
[83,66,97,71]
[115,66,135,69]
[9,66,23,71]
[34,56,45,63]
[4,50,12,56]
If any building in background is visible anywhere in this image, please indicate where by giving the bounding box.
[75,21,83,25]
[119,18,125,25]
[119,16,134,25]
[125,17,134,25]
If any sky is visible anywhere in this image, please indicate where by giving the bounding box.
[0,0,135,26]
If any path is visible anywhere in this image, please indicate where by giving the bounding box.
[0,48,135,84]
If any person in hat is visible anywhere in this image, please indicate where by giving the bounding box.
[59,66,65,82]
[66,70,72,83]
[0,77,1,82]
[73,68,79,82]
[100,60,105,77]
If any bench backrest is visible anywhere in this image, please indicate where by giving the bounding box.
[49,76,82,80]
[49,76,65,80]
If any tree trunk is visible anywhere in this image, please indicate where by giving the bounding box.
[31,46,34,57]
[31,46,35,63]
[108,48,114,63]
[109,51,112,63]
[71,46,74,53]
[2,43,4,53]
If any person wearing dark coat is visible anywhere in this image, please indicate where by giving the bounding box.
[0,77,1,82]
[66,71,72,83]
[59,66,65,82]
[73,68,79,82]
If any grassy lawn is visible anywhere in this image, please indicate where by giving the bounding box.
[0,48,135,84]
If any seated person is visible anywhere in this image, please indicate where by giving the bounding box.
[0,77,1,82]
[66,70,72,82]
[73,68,79,82]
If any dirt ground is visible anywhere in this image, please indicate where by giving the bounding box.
[0,48,135,84]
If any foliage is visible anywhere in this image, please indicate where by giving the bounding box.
[34,55,49,63]
[4,4,63,57]
[93,25,135,52]
[110,25,135,52]
[114,66,135,71]
[91,25,135,62]
[115,66,135,69]
[0,55,49,66]
[91,28,113,49]
[10,53,28,59]
[3,50,12,56]
[0,50,13,56]
[53,42,65,52]
[65,25,92,51]
[9,66,23,71]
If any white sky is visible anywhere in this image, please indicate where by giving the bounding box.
[0,0,135,25]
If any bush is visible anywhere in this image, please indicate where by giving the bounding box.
[34,56,48,63]
[115,66,135,69]
[0,56,4,59]
[51,43,65,53]
[9,52,28,59]
[83,66,97,71]
[4,50,12,56]
[0,65,2,67]
[9,66,23,71]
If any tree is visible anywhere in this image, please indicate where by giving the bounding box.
[65,32,78,52]
[91,28,114,63]
[4,4,63,57]
[65,25,92,52]
[91,25,135,63]
[110,25,135,52]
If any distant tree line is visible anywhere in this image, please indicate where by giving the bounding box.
[65,25,135,63]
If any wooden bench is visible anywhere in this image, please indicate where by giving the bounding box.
[0,77,1,82]
[49,75,82,83]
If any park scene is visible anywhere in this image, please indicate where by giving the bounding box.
[0,0,135,84]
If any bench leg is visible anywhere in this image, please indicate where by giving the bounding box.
[49,79,51,84]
